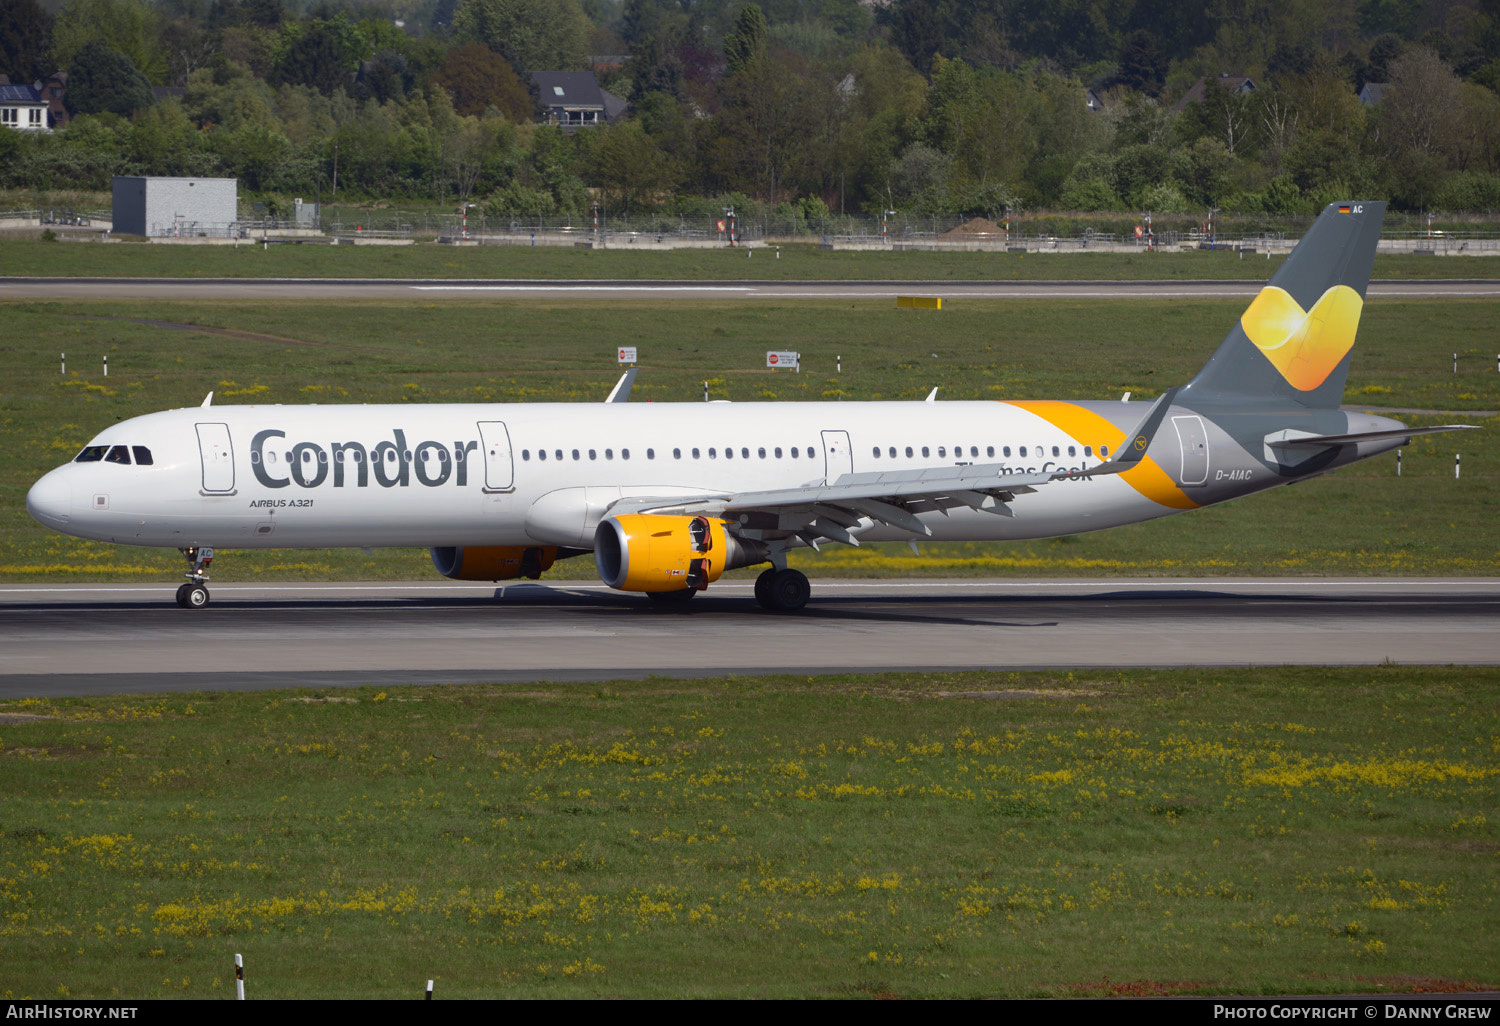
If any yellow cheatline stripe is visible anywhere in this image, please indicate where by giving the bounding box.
[1239,284,1363,392]
[1003,400,1199,510]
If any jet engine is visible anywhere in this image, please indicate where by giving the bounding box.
[430,545,556,581]
[594,514,765,593]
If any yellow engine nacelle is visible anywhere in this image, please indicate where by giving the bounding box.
[594,514,754,593]
[430,545,556,581]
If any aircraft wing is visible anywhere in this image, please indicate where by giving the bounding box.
[606,390,1181,548]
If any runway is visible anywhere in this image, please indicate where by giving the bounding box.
[2,577,1495,698]
[3,277,1499,300]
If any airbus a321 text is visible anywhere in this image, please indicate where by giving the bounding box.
[26,202,1476,610]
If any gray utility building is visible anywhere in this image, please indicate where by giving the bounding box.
[112,176,238,237]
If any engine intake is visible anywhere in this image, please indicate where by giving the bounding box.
[594,514,765,593]
[430,545,556,581]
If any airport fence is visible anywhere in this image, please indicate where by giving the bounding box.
[432,211,1500,253]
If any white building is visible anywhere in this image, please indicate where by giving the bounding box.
[0,83,50,133]
[112,176,239,237]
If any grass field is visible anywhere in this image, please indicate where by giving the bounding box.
[1,667,1495,999]
[3,237,1499,280]
[2,296,1495,583]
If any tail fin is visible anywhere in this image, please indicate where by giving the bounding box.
[1180,201,1385,409]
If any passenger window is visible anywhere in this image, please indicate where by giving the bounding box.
[1019,446,1027,457]
[759,447,766,459]
[709,448,717,458]
[605,449,613,460]
[538,449,547,461]
[1068,446,1076,457]
[1101,445,1110,457]
[938,446,946,457]
[522,450,531,461]
[921,446,930,457]
[105,445,130,465]
[131,445,154,466]
[673,448,681,459]
[970,446,979,458]
[692,448,700,459]
[1052,446,1060,457]
[572,449,580,460]
[790,447,799,458]
[986,446,994,457]
[888,447,896,458]
[905,446,913,457]
[1085,446,1093,457]
[1003,446,1011,457]
[555,450,563,461]
[74,445,108,463]
[589,449,598,460]
[724,447,733,459]
[810,445,817,458]
[774,447,782,458]
[741,447,749,459]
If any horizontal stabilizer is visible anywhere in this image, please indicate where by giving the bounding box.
[1272,424,1480,448]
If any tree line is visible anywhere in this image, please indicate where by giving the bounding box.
[3,0,1500,221]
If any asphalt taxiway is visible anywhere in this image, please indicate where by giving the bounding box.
[2,577,1495,698]
[3,277,1500,300]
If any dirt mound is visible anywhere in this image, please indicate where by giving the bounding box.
[945,216,1003,236]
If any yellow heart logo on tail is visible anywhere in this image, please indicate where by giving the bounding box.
[1239,285,1363,392]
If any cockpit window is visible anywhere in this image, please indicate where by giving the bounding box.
[74,445,108,463]
[131,446,154,466]
[104,445,131,465]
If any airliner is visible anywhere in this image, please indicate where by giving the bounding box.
[25,201,1475,610]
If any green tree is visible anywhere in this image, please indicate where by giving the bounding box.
[585,119,677,211]
[628,31,684,101]
[51,0,165,83]
[454,0,590,74]
[271,16,368,95]
[1179,78,1256,156]
[1175,136,1234,205]
[1117,29,1166,95]
[1,0,54,83]
[1378,45,1460,158]
[723,3,767,75]
[127,99,215,175]
[65,39,154,117]
[711,49,831,203]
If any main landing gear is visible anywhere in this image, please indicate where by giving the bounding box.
[755,568,810,612]
[175,546,214,609]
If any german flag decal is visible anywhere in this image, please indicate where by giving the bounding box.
[1338,205,1352,213]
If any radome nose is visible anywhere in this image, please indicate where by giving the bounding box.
[27,468,72,526]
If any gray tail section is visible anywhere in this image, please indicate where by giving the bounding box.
[1179,201,1386,410]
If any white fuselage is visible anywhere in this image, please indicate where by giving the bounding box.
[27,399,1243,552]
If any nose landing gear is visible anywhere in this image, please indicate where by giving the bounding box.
[175,546,214,608]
